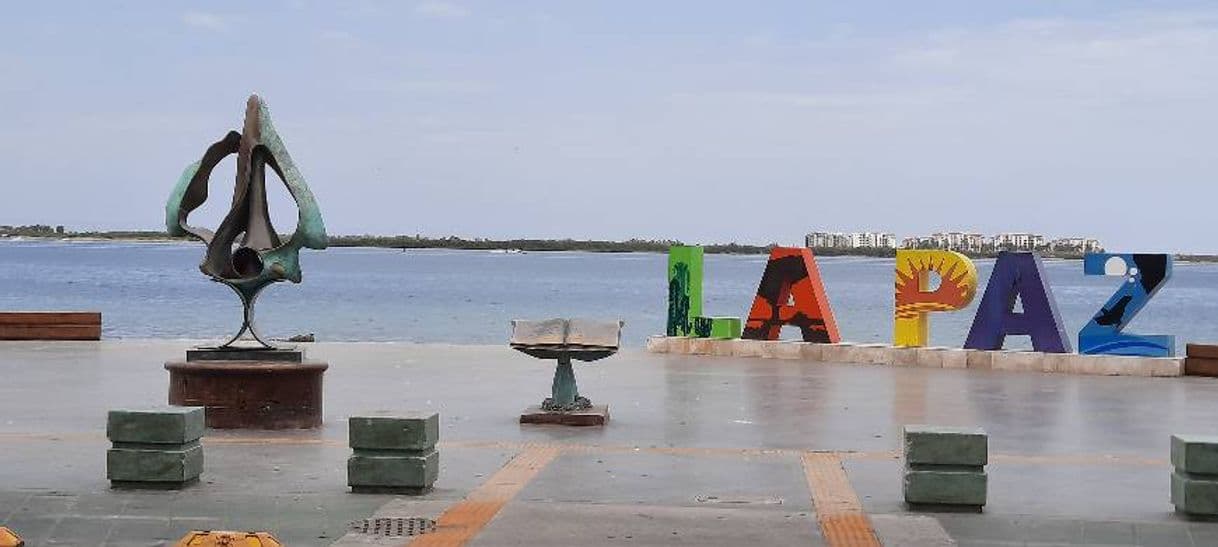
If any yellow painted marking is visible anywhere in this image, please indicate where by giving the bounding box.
[0,526,24,547]
[408,447,560,547]
[175,531,282,546]
[801,452,881,547]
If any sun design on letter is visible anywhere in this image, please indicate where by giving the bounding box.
[894,251,978,319]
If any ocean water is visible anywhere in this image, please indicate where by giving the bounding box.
[1,240,1216,351]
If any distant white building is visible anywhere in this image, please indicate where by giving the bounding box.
[897,231,1099,254]
[806,231,896,249]
[806,232,852,249]
[807,230,1098,253]
[992,233,1046,251]
[930,232,986,252]
[1050,237,1103,253]
[850,232,897,249]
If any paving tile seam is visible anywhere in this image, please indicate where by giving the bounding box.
[0,432,1172,467]
[10,513,215,521]
[508,499,808,513]
[870,510,1204,526]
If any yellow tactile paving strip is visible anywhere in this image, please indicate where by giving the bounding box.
[801,452,882,547]
[406,447,560,547]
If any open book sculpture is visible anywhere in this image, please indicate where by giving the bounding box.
[165,95,327,349]
[511,318,623,425]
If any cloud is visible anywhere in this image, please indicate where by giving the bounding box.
[181,11,228,31]
[675,9,1218,113]
[318,29,363,50]
[882,9,1218,106]
[6,5,1218,249]
[635,9,1218,248]
[414,1,470,19]
[668,88,969,109]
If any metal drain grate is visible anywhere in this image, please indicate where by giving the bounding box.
[349,517,436,537]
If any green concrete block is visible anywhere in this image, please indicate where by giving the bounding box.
[348,450,438,490]
[903,469,987,507]
[1172,470,1218,515]
[667,246,704,337]
[693,316,742,339]
[903,425,988,466]
[1172,435,1218,475]
[349,412,439,452]
[107,407,205,444]
[107,442,203,484]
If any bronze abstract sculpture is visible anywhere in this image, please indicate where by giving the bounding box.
[166,94,327,348]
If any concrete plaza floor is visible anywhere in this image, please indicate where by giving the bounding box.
[3,340,1218,546]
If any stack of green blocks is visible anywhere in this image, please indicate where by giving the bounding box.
[106,407,204,489]
[902,424,988,511]
[1171,434,1218,516]
[348,412,439,494]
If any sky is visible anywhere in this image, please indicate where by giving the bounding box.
[1,1,1216,251]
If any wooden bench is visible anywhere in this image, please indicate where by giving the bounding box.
[0,312,101,340]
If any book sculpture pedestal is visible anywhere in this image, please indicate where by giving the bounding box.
[512,318,623,427]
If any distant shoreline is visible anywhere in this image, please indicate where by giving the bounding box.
[2,229,1217,262]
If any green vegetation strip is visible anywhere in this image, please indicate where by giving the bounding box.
[4,224,1217,260]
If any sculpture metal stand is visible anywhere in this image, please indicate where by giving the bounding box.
[162,95,329,429]
[547,355,589,411]
[220,283,271,349]
[512,319,622,426]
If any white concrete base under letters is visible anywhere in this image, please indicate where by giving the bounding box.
[645,336,1182,377]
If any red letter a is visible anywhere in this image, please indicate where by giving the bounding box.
[742,247,841,343]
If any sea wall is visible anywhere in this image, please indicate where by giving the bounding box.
[645,336,1182,377]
